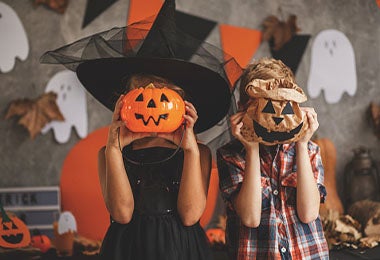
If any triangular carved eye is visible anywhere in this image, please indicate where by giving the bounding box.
[262,100,275,114]
[281,102,294,115]
[160,94,169,102]
[135,93,143,102]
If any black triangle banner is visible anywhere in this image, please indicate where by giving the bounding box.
[82,0,119,28]
[174,11,217,60]
[270,35,311,74]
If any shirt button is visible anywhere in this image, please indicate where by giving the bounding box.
[281,247,286,253]
[273,189,279,195]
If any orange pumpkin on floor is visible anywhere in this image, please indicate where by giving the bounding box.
[0,206,31,248]
[31,233,51,253]
[120,84,185,133]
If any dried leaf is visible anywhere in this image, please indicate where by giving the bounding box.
[5,92,65,139]
[262,15,300,51]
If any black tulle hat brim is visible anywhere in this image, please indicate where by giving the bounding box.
[77,57,231,133]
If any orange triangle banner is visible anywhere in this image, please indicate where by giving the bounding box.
[127,0,163,25]
[219,24,262,69]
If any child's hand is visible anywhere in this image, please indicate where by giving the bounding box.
[298,107,319,144]
[230,112,259,150]
[158,101,198,151]
[107,95,149,151]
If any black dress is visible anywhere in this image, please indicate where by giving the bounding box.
[99,146,212,260]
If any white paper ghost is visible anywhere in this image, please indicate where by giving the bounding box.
[307,29,357,104]
[42,70,88,143]
[58,211,77,235]
[0,2,29,73]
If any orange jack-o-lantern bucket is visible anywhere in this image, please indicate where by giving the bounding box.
[120,83,185,133]
[241,79,308,145]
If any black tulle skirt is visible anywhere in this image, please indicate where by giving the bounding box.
[99,212,213,260]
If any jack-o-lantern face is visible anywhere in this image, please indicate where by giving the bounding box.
[120,83,185,133]
[0,212,31,248]
[241,79,308,145]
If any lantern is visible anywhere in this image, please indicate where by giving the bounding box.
[120,84,185,133]
[344,147,380,209]
[241,78,308,145]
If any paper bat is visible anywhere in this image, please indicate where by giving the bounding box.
[5,91,65,139]
[262,15,300,51]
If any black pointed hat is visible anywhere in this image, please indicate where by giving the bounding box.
[41,0,242,133]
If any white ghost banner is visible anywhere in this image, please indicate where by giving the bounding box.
[42,70,88,143]
[307,29,357,104]
[0,2,29,73]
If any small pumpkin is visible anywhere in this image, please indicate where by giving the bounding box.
[206,228,225,244]
[31,231,51,253]
[0,205,31,248]
[120,83,185,133]
[241,79,308,145]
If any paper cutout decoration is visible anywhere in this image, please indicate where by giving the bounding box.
[82,0,118,28]
[220,24,262,69]
[270,35,310,74]
[42,70,88,143]
[175,10,216,43]
[0,2,29,73]
[307,29,357,104]
[262,15,299,51]
[0,204,31,248]
[57,211,77,235]
[5,92,65,139]
[127,0,162,25]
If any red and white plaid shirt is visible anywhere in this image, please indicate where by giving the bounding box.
[217,140,329,260]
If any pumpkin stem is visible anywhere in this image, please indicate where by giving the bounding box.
[144,83,156,89]
[0,202,11,223]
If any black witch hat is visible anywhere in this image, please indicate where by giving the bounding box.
[40,0,242,133]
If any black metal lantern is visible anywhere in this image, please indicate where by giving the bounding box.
[344,147,380,210]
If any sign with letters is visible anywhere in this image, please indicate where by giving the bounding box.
[0,186,60,238]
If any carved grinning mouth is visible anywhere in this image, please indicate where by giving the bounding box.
[135,113,168,126]
[1,233,24,244]
[253,120,303,143]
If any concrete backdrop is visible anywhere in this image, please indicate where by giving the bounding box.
[1,0,379,209]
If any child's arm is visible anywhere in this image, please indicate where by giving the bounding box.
[175,101,211,226]
[98,95,149,224]
[230,112,262,228]
[296,108,321,223]
[178,143,211,226]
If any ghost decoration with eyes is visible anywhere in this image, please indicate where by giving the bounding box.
[241,78,308,145]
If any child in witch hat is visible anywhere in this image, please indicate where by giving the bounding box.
[41,0,242,259]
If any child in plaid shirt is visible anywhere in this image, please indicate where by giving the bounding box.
[217,58,329,260]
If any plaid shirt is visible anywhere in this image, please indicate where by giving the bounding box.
[217,139,329,260]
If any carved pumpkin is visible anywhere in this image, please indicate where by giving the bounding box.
[31,232,51,253]
[120,84,185,133]
[241,78,308,145]
[0,206,31,248]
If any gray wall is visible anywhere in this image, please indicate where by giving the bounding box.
[1,0,379,205]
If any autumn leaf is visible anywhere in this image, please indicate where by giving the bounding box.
[262,15,300,51]
[5,92,65,139]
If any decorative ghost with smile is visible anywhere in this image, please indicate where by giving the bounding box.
[241,78,308,145]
